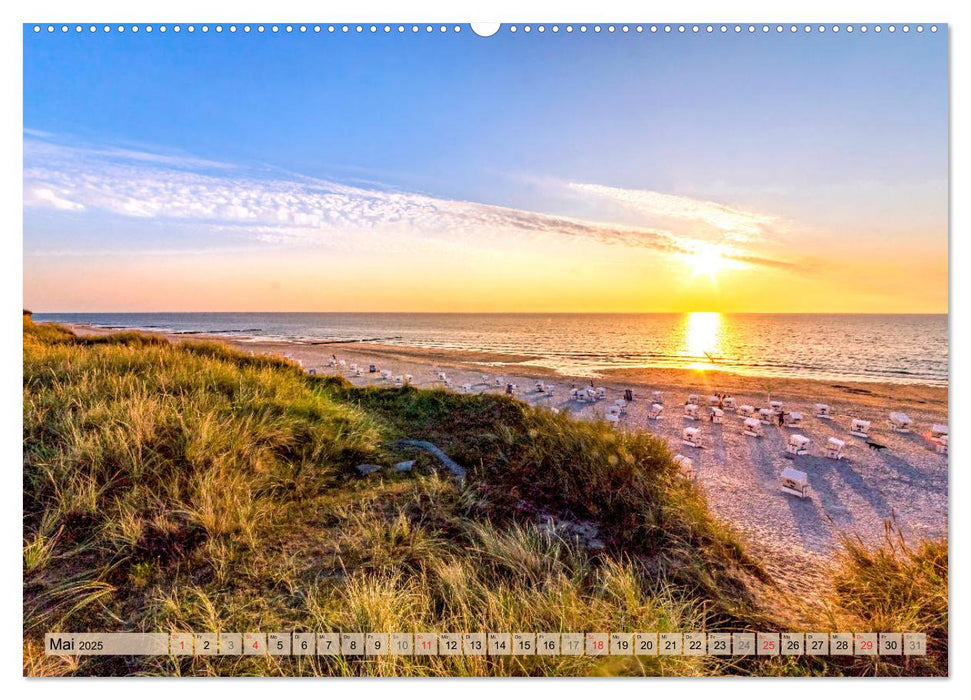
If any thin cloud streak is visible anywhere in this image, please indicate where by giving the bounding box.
[23,137,797,271]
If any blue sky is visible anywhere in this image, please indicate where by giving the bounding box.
[23,25,949,312]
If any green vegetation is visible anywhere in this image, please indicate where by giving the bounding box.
[22,317,947,676]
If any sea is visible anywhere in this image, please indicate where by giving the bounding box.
[32,312,949,386]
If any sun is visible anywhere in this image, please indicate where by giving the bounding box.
[684,242,736,281]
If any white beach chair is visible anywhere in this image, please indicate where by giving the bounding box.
[850,419,871,438]
[688,393,701,406]
[438,371,448,381]
[723,397,737,412]
[443,379,453,388]
[481,374,490,383]
[381,369,393,380]
[461,383,472,393]
[605,413,620,425]
[535,381,545,393]
[546,384,556,396]
[355,368,363,377]
[739,404,755,418]
[743,417,763,437]
[682,427,702,448]
[307,367,317,376]
[570,388,581,401]
[780,467,810,499]
[936,434,948,455]
[931,424,948,441]
[815,403,831,419]
[759,408,774,425]
[596,387,607,400]
[349,363,358,372]
[394,375,404,387]
[651,391,664,404]
[888,412,913,433]
[673,454,694,479]
[606,405,621,418]
[784,411,804,428]
[494,376,505,387]
[770,400,784,415]
[710,407,725,424]
[615,399,628,415]
[327,358,336,368]
[648,403,664,420]
[584,387,598,401]
[786,434,810,456]
[338,359,347,369]
[708,395,720,407]
[684,403,700,421]
[824,437,845,460]
[404,374,413,384]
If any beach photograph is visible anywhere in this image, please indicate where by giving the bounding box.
[22,22,948,677]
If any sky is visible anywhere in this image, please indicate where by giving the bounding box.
[23,24,948,313]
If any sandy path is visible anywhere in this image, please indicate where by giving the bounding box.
[65,325,949,595]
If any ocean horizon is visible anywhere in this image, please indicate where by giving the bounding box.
[34,311,949,387]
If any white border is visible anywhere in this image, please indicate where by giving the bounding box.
[3,1,965,697]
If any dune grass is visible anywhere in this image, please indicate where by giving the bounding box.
[22,318,947,676]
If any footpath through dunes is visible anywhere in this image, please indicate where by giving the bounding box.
[23,320,947,676]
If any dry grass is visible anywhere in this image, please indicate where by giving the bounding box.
[22,318,947,676]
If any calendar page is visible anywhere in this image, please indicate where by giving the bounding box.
[22,16,948,679]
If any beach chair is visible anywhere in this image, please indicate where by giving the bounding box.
[394,375,404,387]
[759,408,774,425]
[780,467,810,499]
[723,397,737,412]
[931,424,948,441]
[739,404,755,418]
[615,399,628,415]
[349,363,358,371]
[338,359,346,369]
[606,405,621,418]
[585,388,598,401]
[355,368,363,377]
[786,434,810,456]
[743,417,763,437]
[495,376,505,387]
[648,403,663,420]
[688,393,701,406]
[652,391,663,404]
[709,407,725,424]
[770,400,784,415]
[824,437,845,460]
[784,411,803,428]
[546,384,555,396]
[606,413,620,425]
[481,374,490,383]
[815,403,831,419]
[461,383,472,393]
[327,358,336,367]
[535,381,545,393]
[682,427,702,448]
[570,388,581,401]
[708,395,720,407]
[308,368,317,376]
[889,412,913,433]
[624,389,634,402]
[850,419,871,438]
[444,379,453,388]
[596,387,607,400]
[437,371,447,381]
[936,434,948,455]
[369,364,377,373]
[381,369,393,380]
[673,454,694,478]
[684,403,700,421]
[404,374,413,384]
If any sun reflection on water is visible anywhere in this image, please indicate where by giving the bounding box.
[683,312,724,370]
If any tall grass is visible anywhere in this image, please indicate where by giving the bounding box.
[22,319,947,676]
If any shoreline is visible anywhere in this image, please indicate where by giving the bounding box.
[59,322,949,596]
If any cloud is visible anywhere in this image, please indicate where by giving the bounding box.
[566,182,784,243]
[23,135,796,271]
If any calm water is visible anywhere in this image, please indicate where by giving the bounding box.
[33,312,948,386]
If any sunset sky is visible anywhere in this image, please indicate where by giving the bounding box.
[23,25,948,313]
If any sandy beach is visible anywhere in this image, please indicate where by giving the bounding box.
[66,324,949,596]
